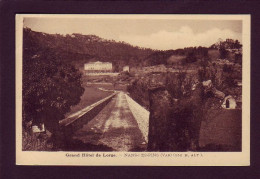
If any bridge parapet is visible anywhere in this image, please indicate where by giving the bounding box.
[125,94,150,143]
[59,93,117,134]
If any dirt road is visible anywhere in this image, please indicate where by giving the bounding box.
[71,92,147,151]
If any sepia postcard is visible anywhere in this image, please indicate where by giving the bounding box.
[16,14,250,166]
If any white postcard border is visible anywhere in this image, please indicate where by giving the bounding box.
[16,14,250,166]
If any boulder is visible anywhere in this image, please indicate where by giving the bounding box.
[202,80,213,90]
[213,89,225,99]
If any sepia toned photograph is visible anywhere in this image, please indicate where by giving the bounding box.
[16,14,250,166]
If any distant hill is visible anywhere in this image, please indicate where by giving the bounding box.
[23,28,156,71]
[23,28,242,71]
[144,38,242,66]
[143,47,209,66]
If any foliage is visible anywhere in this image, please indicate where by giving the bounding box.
[210,38,242,50]
[221,64,237,88]
[24,28,242,70]
[22,129,53,151]
[219,46,228,59]
[210,38,242,61]
[127,78,150,110]
[23,28,155,70]
[22,48,84,133]
[166,55,186,65]
[169,89,205,150]
[144,46,208,66]
[235,53,242,65]
[184,52,197,63]
[208,49,220,60]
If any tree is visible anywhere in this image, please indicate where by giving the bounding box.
[146,70,205,151]
[219,46,228,59]
[185,51,197,63]
[22,50,84,134]
[234,40,242,49]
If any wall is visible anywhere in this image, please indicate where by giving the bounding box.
[125,94,150,143]
[59,93,116,136]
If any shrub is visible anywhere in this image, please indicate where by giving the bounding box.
[23,48,85,148]
[22,128,53,151]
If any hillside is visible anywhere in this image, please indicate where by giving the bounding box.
[23,28,242,71]
[23,28,156,71]
[143,47,209,66]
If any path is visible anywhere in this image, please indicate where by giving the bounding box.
[71,92,147,151]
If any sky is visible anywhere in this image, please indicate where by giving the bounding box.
[24,16,242,50]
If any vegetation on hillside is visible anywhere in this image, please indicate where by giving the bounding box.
[144,46,209,66]
[23,28,155,71]
[24,28,242,70]
[126,38,242,151]
[23,29,86,150]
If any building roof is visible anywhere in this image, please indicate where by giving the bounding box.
[85,61,112,65]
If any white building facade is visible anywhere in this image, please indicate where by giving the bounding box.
[84,61,113,73]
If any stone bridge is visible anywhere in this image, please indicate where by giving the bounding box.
[59,91,149,151]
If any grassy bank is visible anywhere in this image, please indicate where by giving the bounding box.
[65,85,113,117]
[87,83,128,92]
